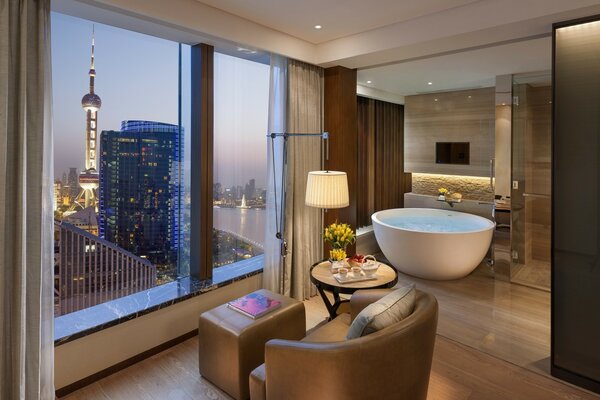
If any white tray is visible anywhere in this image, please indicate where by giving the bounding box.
[333,271,377,284]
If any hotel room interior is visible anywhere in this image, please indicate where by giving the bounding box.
[2,0,600,399]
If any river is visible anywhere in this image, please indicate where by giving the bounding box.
[213,207,266,249]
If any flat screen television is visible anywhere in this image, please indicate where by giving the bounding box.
[436,142,470,165]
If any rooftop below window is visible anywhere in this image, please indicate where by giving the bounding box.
[54,255,263,346]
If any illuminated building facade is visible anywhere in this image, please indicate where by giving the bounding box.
[54,181,62,211]
[99,120,182,277]
[71,28,101,212]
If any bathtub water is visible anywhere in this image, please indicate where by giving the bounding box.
[384,214,492,233]
[372,208,494,280]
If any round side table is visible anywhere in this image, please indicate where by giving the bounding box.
[310,260,398,320]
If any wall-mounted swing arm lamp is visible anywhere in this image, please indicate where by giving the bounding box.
[268,131,349,258]
[269,131,329,160]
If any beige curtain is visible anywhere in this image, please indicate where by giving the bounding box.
[263,54,287,293]
[282,60,324,300]
[0,0,55,398]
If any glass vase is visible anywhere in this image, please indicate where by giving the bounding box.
[330,259,346,273]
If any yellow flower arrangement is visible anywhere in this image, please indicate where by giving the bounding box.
[329,248,347,261]
[323,222,356,250]
[438,187,449,195]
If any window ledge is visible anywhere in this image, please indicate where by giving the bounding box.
[54,255,264,346]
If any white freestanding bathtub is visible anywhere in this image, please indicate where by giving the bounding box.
[372,208,494,280]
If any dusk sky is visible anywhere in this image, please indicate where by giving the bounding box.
[51,12,269,189]
[214,53,269,190]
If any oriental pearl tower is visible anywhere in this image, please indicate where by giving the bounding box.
[75,27,101,211]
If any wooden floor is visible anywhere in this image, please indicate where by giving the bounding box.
[63,334,599,400]
[62,267,599,400]
[385,261,552,376]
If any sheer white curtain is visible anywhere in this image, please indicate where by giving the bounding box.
[283,60,323,300]
[0,1,55,399]
[263,54,288,293]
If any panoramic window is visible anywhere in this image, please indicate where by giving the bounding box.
[212,53,269,268]
[51,13,190,316]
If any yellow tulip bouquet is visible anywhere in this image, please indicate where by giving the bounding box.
[324,222,356,261]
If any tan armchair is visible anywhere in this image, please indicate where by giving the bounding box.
[249,289,438,400]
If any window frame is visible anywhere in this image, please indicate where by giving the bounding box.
[50,11,270,334]
[190,43,214,280]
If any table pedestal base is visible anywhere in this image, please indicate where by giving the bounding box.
[315,284,349,320]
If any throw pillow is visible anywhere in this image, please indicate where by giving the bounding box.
[346,284,416,339]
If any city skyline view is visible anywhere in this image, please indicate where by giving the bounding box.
[51,11,269,316]
[51,12,270,189]
[51,12,180,180]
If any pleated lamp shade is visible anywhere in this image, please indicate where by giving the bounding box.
[305,171,349,209]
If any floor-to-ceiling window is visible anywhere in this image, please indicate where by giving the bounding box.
[51,12,190,316]
[52,11,270,321]
[212,52,269,268]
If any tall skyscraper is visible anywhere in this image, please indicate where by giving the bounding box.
[99,120,182,277]
[72,28,101,212]
[245,178,256,200]
[53,181,62,211]
[67,167,79,199]
[213,182,222,201]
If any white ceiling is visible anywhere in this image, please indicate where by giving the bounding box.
[195,0,480,44]
[57,0,600,80]
[357,36,552,99]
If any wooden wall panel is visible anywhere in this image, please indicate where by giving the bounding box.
[357,96,375,227]
[324,66,357,254]
[190,43,214,279]
[374,100,405,213]
[357,96,406,227]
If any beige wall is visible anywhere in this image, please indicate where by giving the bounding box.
[55,274,263,390]
[404,87,495,177]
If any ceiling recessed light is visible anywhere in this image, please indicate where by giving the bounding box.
[468,95,472,99]
[314,25,322,29]
[236,47,257,54]
[434,98,439,102]
[502,103,506,106]
[427,82,433,85]
[367,80,372,84]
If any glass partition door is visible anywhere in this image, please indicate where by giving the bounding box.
[510,71,552,290]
